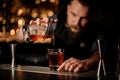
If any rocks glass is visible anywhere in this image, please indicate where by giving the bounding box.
[48,49,64,71]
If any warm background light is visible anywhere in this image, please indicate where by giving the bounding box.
[16,28,20,33]
[17,8,24,16]
[18,18,25,27]
[2,19,6,25]
[0,17,3,21]
[41,0,46,2]
[2,26,6,34]
[10,29,16,36]
[35,0,41,4]
[49,0,56,3]
[31,9,39,18]
[10,17,16,23]
[48,10,54,17]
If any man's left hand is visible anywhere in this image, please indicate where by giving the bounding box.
[57,57,89,72]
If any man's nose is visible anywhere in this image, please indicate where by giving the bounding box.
[74,19,80,26]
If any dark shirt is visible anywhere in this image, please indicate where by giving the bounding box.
[54,16,102,60]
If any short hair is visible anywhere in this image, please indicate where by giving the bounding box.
[69,0,98,21]
[69,0,91,7]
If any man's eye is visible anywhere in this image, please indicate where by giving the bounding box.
[71,12,77,17]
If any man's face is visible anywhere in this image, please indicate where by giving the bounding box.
[67,0,89,28]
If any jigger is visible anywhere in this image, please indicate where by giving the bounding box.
[10,44,16,68]
[97,39,106,77]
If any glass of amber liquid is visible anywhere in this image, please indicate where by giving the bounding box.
[48,49,64,71]
[27,24,48,42]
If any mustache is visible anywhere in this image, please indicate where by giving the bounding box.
[67,24,81,33]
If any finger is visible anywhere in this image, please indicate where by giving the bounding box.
[43,17,49,23]
[68,63,78,72]
[29,20,35,24]
[74,64,82,72]
[54,19,58,23]
[57,62,66,72]
[57,58,71,72]
[35,18,41,25]
[64,62,71,71]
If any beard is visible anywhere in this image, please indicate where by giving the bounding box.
[65,24,82,39]
[66,24,81,33]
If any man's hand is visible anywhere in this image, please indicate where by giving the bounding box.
[57,57,89,72]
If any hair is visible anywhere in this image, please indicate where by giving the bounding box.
[69,0,97,21]
[69,0,91,7]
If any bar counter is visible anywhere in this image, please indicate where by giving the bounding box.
[0,64,119,80]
